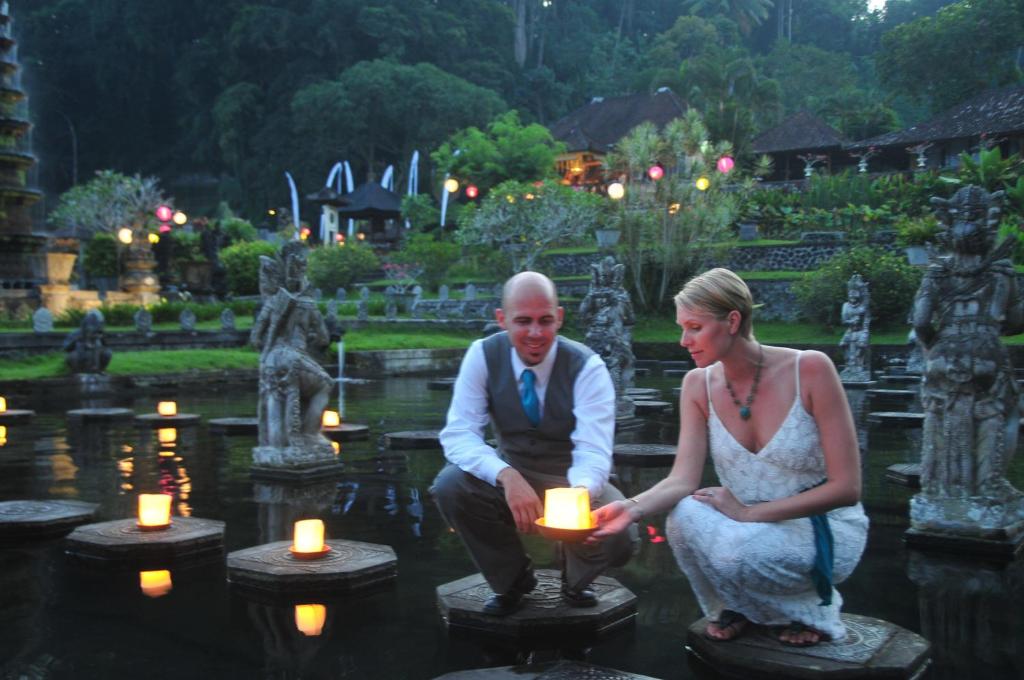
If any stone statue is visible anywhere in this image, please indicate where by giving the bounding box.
[578,256,636,418]
[32,308,53,333]
[220,307,236,331]
[839,273,871,382]
[905,329,924,375]
[385,285,398,321]
[180,308,197,332]
[64,310,112,373]
[249,241,335,470]
[134,308,153,334]
[909,185,1024,540]
[356,286,369,322]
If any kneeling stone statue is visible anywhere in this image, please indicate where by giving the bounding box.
[250,241,335,469]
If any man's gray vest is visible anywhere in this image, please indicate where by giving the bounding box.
[482,332,594,479]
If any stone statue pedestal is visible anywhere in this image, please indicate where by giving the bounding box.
[252,438,343,482]
[907,493,1024,559]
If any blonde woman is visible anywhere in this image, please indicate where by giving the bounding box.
[592,268,868,646]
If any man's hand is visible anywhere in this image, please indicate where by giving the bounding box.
[497,468,543,532]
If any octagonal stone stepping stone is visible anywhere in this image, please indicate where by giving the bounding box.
[885,463,921,488]
[613,443,677,467]
[208,417,259,435]
[866,389,917,402]
[0,408,35,423]
[321,423,370,441]
[66,517,225,563]
[685,613,930,680]
[433,660,659,679]
[879,374,921,385]
[227,539,397,595]
[868,412,924,428]
[428,378,457,391]
[384,430,442,450]
[437,569,636,637]
[0,500,99,541]
[624,387,661,400]
[66,408,135,421]
[135,412,202,427]
[633,400,672,417]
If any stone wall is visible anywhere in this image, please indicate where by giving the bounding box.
[745,279,802,321]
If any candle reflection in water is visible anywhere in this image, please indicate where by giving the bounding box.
[139,570,173,598]
[294,604,326,636]
[157,428,177,446]
[543,487,592,529]
[0,425,6,446]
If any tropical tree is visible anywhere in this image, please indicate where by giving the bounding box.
[683,0,774,35]
[48,170,168,237]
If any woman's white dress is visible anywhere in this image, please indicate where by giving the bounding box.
[666,353,869,640]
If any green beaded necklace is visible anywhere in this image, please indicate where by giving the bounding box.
[724,344,764,421]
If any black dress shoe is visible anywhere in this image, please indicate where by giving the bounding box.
[482,568,537,616]
[561,582,598,608]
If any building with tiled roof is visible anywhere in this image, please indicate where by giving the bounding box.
[751,111,853,181]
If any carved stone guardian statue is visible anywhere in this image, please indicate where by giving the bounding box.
[64,310,112,373]
[839,274,871,382]
[578,256,636,419]
[250,241,335,472]
[909,185,1024,547]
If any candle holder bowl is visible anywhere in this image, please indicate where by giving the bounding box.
[288,545,332,560]
[534,517,597,543]
[136,521,172,532]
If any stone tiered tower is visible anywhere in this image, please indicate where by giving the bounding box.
[0,1,44,309]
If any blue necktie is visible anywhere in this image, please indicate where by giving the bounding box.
[521,368,540,427]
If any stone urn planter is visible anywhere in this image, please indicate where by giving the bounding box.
[45,251,77,286]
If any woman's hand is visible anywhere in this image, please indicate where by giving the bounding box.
[692,486,749,521]
[587,500,637,544]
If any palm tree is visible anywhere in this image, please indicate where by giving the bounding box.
[683,0,774,35]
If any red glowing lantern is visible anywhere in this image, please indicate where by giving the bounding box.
[647,164,664,181]
[155,205,173,222]
[158,224,171,234]
[716,156,735,174]
[465,185,479,199]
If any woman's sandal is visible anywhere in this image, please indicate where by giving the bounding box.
[703,609,749,642]
[778,621,830,647]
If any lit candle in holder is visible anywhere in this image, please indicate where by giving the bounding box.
[139,569,173,598]
[137,493,172,530]
[294,604,326,636]
[0,396,6,413]
[157,428,177,445]
[321,410,341,428]
[543,487,593,530]
[157,401,177,417]
[0,425,6,447]
[291,519,329,558]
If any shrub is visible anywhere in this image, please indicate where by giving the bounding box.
[390,233,461,290]
[894,215,942,246]
[219,217,257,244]
[82,232,119,277]
[307,243,380,293]
[792,246,922,328]
[220,240,279,295]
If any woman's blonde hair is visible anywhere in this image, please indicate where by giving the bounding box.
[674,268,754,339]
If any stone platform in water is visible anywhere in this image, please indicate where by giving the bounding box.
[868,411,924,428]
[437,569,636,638]
[0,500,98,541]
[321,423,370,441]
[632,400,672,416]
[66,517,225,563]
[134,413,202,427]
[904,526,1024,560]
[227,538,397,595]
[208,417,259,435]
[251,461,345,482]
[685,613,930,679]
[841,380,877,389]
[433,661,658,679]
[613,444,676,467]
[0,409,35,423]
[878,374,922,385]
[427,377,457,391]
[66,408,135,421]
[624,387,661,400]
[867,389,918,402]
[384,430,443,450]
[885,463,921,488]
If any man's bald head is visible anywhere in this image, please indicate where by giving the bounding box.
[502,271,559,309]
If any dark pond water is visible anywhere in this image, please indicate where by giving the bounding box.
[0,374,1022,679]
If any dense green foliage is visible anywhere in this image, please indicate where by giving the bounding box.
[792,246,922,328]
[306,244,380,293]
[219,240,279,295]
[388,233,461,291]
[82,232,119,277]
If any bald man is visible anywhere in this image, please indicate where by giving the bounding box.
[432,272,635,616]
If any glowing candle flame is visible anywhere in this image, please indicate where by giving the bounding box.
[0,396,7,412]
[138,494,172,529]
[543,488,592,529]
[139,570,173,598]
[321,410,340,428]
[295,604,326,636]
[157,402,177,417]
[293,519,325,554]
